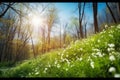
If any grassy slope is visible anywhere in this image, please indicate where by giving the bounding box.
[1,24,120,78]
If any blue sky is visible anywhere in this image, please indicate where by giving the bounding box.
[55,2,78,23]
[54,2,106,24]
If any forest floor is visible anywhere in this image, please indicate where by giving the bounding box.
[0,24,120,78]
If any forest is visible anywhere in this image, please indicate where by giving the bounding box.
[0,2,120,77]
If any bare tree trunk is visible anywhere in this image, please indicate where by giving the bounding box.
[78,3,82,39]
[84,22,87,38]
[78,3,85,39]
[93,2,99,33]
[63,32,66,46]
[63,23,67,48]
[60,24,61,48]
[118,2,120,21]
[47,27,51,51]
[31,37,36,58]
[106,3,117,23]
[41,26,45,53]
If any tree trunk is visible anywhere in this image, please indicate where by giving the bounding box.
[118,2,120,21]
[41,27,45,53]
[31,37,36,58]
[60,24,61,48]
[106,3,117,23]
[47,27,51,51]
[93,2,99,33]
[78,3,85,39]
[85,22,87,38]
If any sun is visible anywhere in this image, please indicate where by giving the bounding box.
[30,15,45,43]
[32,15,42,27]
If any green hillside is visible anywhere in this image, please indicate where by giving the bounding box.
[1,24,120,78]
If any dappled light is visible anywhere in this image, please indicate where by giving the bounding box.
[0,2,120,78]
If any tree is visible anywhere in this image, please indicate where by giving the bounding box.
[0,3,29,18]
[78,2,85,38]
[0,9,17,62]
[46,5,59,51]
[59,23,62,48]
[106,3,117,23]
[93,2,99,33]
[118,2,120,19]
[83,15,87,38]
[70,16,79,39]
[0,3,15,18]
[63,22,68,46]
[41,25,47,53]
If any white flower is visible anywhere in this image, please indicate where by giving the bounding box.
[102,53,105,56]
[109,34,113,38]
[99,54,103,57]
[108,44,115,48]
[64,59,70,65]
[105,24,108,29]
[96,52,101,55]
[97,52,104,57]
[92,48,100,52]
[90,61,94,69]
[77,57,82,61]
[98,40,100,43]
[64,58,68,62]
[35,72,39,75]
[45,68,48,71]
[88,56,92,61]
[92,53,97,58]
[65,68,68,71]
[111,48,115,51]
[35,68,38,72]
[117,25,120,29]
[73,53,76,56]
[48,64,51,67]
[58,52,60,55]
[111,26,114,28]
[114,73,120,78]
[61,53,64,56]
[79,48,83,51]
[55,60,57,64]
[57,64,60,68]
[108,67,116,73]
[67,61,70,66]
[43,68,48,73]
[79,58,82,61]
[66,55,68,57]
[107,47,114,52]
[107,48,111,52]
[70,65,74,67]
[109,55,115,61]
[28,73,31,75]
[76,56,78,59]
[43,70,46,73]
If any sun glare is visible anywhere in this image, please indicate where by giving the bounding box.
[32,16,42,27]
[30,15,45,44]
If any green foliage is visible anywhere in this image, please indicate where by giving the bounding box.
[1,24,120,77]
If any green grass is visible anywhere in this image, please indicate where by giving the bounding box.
[1,24,120,78]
